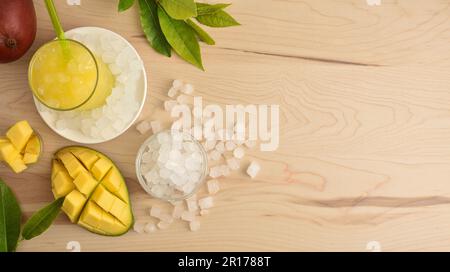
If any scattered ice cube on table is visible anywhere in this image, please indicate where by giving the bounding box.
[136,120,151,134]
[225,141,237,151]
[200,210,209,216]
[157,220,171,230]
[207,179,220,195]
[144,223,156,233]
[164,100,177,112]
[172,204,184,219]
[181,83,194,94]
[172,79,183,89]
[149,206,161,218]
[209,166,222,178]
[181,211,196,222]
[189,220,201,232]
[209,150,221,161]
[150,120,162,133]
[226,158,240,170]
[133,222,145,233]
[168,87,178,98]
[198,196,214,209]
[233,147,245,159]
[246,161,261,179]
[215,141,225,153]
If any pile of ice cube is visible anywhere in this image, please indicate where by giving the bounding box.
[133,80,261,233]
[140,130,206,199]
[37,31,142,141]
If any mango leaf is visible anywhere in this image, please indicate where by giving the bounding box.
[196,3,231,16]
[118,0,135,12]
[159,0,197,20]
[0,179,21,252]
[21,198,64,241]
[186,19,215,45]
[196,9,240,27]
[158,6,203,70]
[139,0,172,57]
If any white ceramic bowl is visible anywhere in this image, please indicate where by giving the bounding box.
[33,27,147,144]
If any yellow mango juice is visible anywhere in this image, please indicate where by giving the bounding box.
[29,39,114,111]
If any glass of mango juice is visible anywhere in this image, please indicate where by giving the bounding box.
[28,39,114,111]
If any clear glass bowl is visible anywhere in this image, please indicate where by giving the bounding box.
[135,130,208,202]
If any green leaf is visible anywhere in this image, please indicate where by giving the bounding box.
[159,0,197,20]
[118,0,135,12]
[0,179,21,252]
[196,3,231,16]
[158,6,203,70]
[186,19,215,45]
[196,9,240,27]
[21,198,64,241]
[139,0,172,57]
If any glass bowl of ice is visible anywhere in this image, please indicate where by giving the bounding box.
[135,130,208,201]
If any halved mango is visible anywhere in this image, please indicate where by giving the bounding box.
[6,120,33,151]
[53,146,133,236]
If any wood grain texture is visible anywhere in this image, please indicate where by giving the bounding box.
[1,0,450,251]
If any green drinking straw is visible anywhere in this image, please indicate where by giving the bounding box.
[45,0,66,40]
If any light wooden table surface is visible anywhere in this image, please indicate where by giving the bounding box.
[2,0,450,252]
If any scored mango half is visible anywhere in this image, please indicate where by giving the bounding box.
[52,146,133,236]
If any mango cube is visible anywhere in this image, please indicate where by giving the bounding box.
[73,171,98,196]
[72,150,98,170]
[58,152,86,178]
[6,120,33,151]
[91,185,115,212]
[62,190,87,223]
[23,153,38,164]
[51,160,65,180]
[91,158,111,180]
[79,201,103,229]
[101,169,127,201]
[51,170,74,199]
[8,154,27,173]
[24,134,41,155]
[100,212,126,234]
[110,198,130,224]
[0,141,19,162]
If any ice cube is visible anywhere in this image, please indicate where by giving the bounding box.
[207,179,220,195]
[200,210,209,216]
[198,196,214,210]
[112,119,125,132]
[189,220,201,232]
[209,166,222,178]
[136,120,151,134]
[157,220,171,230]
[164,100,177,112]
[215,141,225,153]
[157,131,170,144]
[181,83,194,94]
[220,165,230,177]
[225,141,237,151]
[186,198,198,212]
[181,211,195,222]
[168,87,178,98]
[149,206,161,218]
[233,147,245,159]
[150,120,162,134]
[143,223,156,233]
[172,79,183,89]
[159,167,171,179]
[246,161,260,179]
[172,204,184,219]
[133,222,145,234]
[204,140,216,151]
[226,158,240,170]
[209,150,221,161]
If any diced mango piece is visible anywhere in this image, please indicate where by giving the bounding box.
[91,185,114,212]
[24,134,41,155]
[23,153,38,164]
[58,152,86,178]
[116,185,129,204]
[6,120,33,151]
[72,150,98,170]
[91,158,111,180]
[51,160,65,180]
[62,190,87,223]
[73,171,98,196]
[8,154,27,173]
[79,201,103,229]
[110,198,130,224]
[0,141,19,162]
[99,212,126,235]
[52,170,74,199]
